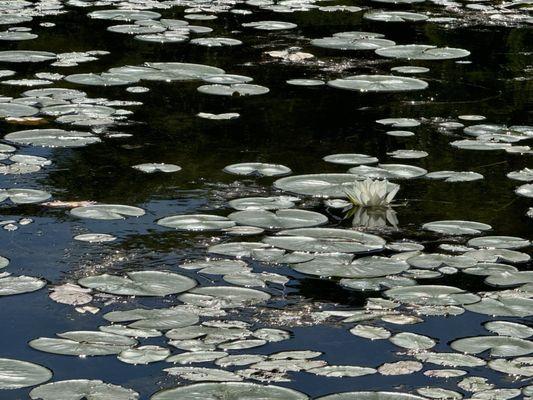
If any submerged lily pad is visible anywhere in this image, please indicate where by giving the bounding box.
[29,379,139,400]
[78,271,196,296]
[0,358,52,390]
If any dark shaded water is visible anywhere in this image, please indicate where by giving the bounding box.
[0,1,532,400]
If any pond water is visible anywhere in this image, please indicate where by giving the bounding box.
[0,1,532,399]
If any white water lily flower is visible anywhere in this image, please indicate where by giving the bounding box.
[345,179,400,207]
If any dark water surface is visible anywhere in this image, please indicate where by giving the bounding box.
[0,1,532,400]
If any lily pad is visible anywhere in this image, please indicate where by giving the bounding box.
[4,129,100,148]
[151,382,309,400]
[223,163,291,177]
[71,204,145,220]
[0,358,52,390]
[263,228,386,253]
[328,75,428,92]
[78,271,196,297]
[229,209,328,229]
[376,45,470,60]
[29,380,139,400]
[157,214,235,231]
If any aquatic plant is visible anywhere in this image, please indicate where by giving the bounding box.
[344,178,400,207]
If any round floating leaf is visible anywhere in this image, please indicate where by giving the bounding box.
[287,79,325,86]
[157,214,235,231]
[223,163,291,177]
[118,346,170,365]
[274,173,363,198]
[308,365,377,377]
[464,249,530,263]
[242,21,297,30]
[229,209,327,229]
[363,11,429,22]
[488,358,533,377]
[65,73,140,87]
[467,236,530,249]
[104,307,199,330]
[485,321,533,338]
[132,163,181,173]
[263,227,386,253]
[198,84,269,96]
[74,234,116,243]
[29,379,139,400]
[79,271,196,297]
[376,45,470,60]
[312,37,395,51]
[228,196,297,211]
[378,361,423,375]
[203,74,252,85]
[390,332,436,350]
[151,382,308,400]
[323,153,379,165]
[450,336,533,357]
[29,331,137,356]
[0,103,39,117]
[0,188,51,204]
[71,204,145,220]
[485,271,533,287]
[0,358,51,390]
[293,256,408,278]
[328,75,428,92]
[416,388,462,399]
[0,50,56,63]
[88,10,161,21]
[349,164,427,179]
[416,352,486,367]
[5,129,100,148]
[391,66,429,74]
[465,297,533,317]
[164,367,242,381]
[178,286,270,308]
[425,171,483,182]
[350,325,391,340]
[191,38,242,47]
[385,285,480,306]
[0,275,46,296]
[208,242,270,258]
[507,168,533,182]
[422,220,491,235]
[167,352,228,365]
